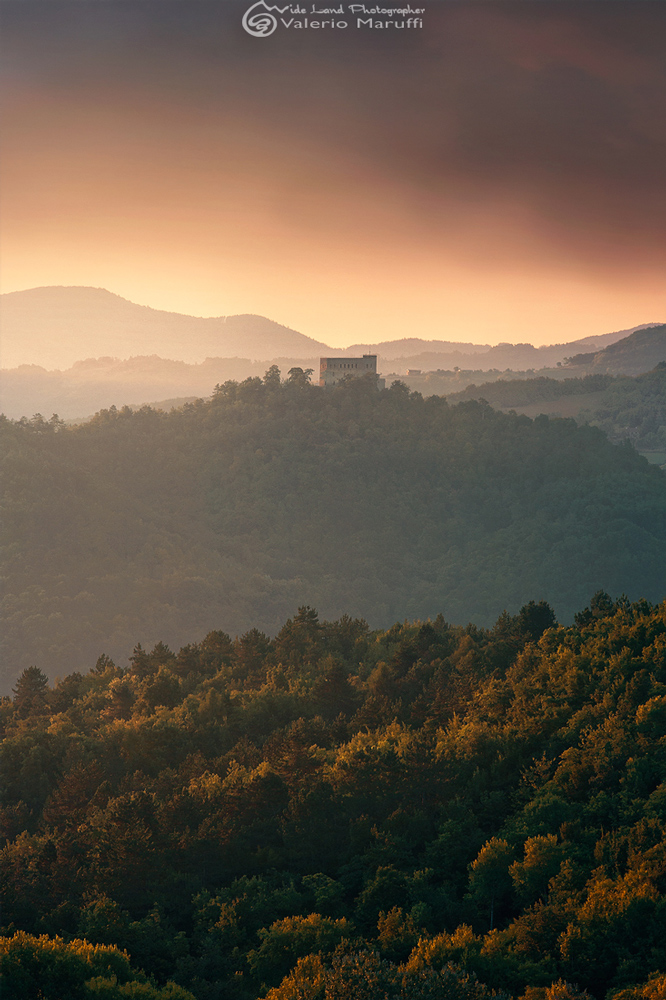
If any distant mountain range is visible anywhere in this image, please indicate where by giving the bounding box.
[0,286,663,419]
[349,329,648,368]
[0,286,329,369]
[2,285,660,368]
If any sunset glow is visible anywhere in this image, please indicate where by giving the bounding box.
[2,1,665,350]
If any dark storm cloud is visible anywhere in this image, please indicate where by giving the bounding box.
[2,0,666,268]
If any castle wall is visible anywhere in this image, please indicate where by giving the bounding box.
[319,354,378,387]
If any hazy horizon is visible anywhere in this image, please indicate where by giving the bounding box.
[2,1,666,353]
[2,282,664,352]
[3,284,662,376]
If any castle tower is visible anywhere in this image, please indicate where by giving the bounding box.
[319,354,381,387]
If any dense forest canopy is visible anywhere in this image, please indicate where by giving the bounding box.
[2,594,666,998]
[2,372,666,692]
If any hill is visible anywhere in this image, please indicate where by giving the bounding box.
[447,365,666,456]
[566,324,666,375]
[393,325,666,415]
[2,594,666,999]
[0,355,321,421]
[0,286,329,369]
[323,325,652,367]
[2,373,665,692]
[1,286,660,376]
[1,295,662,421]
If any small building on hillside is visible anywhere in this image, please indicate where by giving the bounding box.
[319,354,384,388]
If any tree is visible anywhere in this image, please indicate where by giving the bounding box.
[232,628,271,687]
[517,601,557,643]
[0,931,134,1000]
[574,591,617,626]
[92,655,116,676]
[376,906,420,963]
[265,950,509,1000]
[312,657,357,719]
[510,835,563,907]
[274,607,323,666]
[247,914,353,988]
[287,367,314,387]
[520,982,593,1000]
[12,666,50,717]
[468,839,515,931]
[611,973,666,999]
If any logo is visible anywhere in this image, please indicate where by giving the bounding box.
[241,2,425,36]
[242,2,290,37]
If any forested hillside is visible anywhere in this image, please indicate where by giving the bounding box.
[578,365,666,452]
[447,367,666,453]
[449,375,616,410]
[2,372,666,692]
[2,595,666,998]
[566,325,666,375]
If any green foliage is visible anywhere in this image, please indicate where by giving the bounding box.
[12,665,50,717]
[578,365,666,450]
[449,375,615,410]
[3,375,666,689]
[468,839,516,930]
[0,931,193,1000]
[264,950,509,1000]
[509,835,563,907]
[86,981,195,999]
[448,366,666,452]
[2,597,666,998]
[247,913,354,987]
[609,973,666,999]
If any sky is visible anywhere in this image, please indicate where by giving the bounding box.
[1,0,665,350]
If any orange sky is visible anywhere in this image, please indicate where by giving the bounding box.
[2,1,665,350]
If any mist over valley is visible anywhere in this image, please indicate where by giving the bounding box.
[1,287,662,421]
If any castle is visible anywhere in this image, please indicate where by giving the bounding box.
[319,354,383,388]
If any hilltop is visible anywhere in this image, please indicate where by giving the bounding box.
[0,286,329,369]
[1,286,662,419]
[1,285,658,372]
[393,325,666,403]
[347,324,655,370]
[566,323,666,375]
